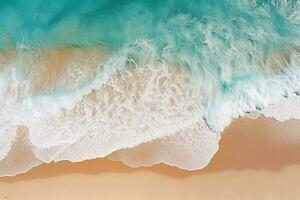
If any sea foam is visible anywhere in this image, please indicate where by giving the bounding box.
[1,0,300,176]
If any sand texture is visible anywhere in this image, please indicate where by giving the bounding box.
[0,117,300,200]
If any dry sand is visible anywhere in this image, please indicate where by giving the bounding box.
[0,116,300,200]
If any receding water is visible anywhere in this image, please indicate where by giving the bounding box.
[0,0,300,176]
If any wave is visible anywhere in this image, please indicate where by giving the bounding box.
[1,0,300,176]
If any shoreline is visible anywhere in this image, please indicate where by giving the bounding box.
[1,116,300,199]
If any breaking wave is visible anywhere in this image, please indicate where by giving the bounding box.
[1,0,300,176]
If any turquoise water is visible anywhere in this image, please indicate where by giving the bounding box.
[1,0,300,176]
[0,0,300,128]
[0,0,298,49]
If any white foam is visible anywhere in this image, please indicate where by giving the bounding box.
[28,62,204,163]
[108,121,220,170]
[262,94,300,121]
[1,41,300,176]
[0,125,18,161]
[0,44,210,176]
[204,51,300,132]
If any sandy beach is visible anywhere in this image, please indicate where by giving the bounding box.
[0,116,300,200]
[1,1,300,199]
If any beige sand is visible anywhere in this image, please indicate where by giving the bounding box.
[0,116,300,200]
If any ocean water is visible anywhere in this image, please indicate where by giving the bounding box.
[0,0,300,176]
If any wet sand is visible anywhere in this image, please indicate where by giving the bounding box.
[0,116,300,200]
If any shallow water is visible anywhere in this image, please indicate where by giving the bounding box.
[0,0,300,176]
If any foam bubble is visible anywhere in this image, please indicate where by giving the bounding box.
[262,94,300,121]
[28,61,204,163]
[108,121,220,170]
[0,46,209,175]
[1,0,300,176]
